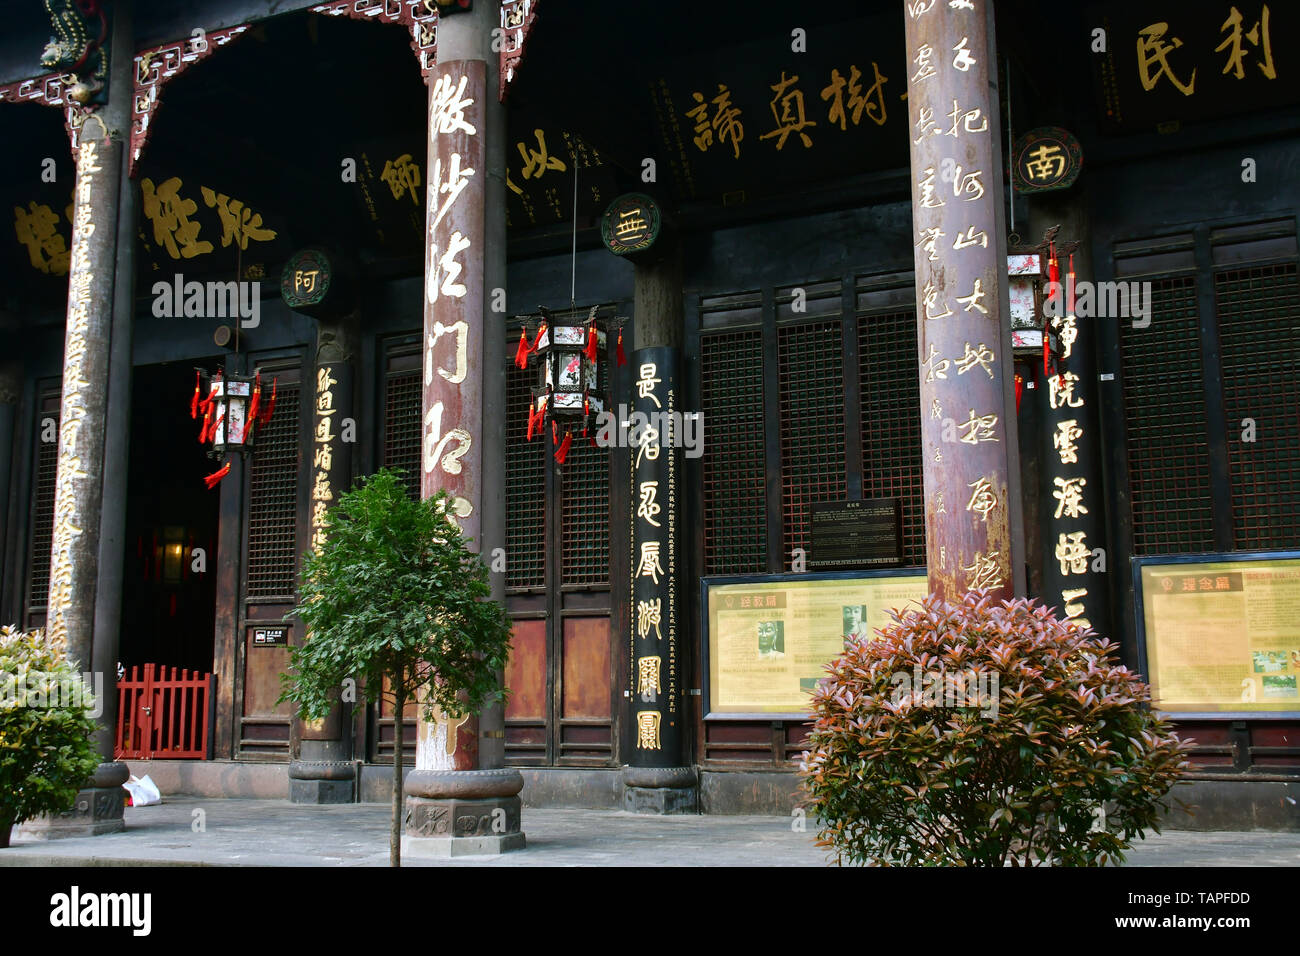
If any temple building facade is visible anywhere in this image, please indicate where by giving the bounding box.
[1,0,1297,839]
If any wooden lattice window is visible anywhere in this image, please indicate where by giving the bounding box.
[506,343,546,589]
[1215,261,1300,550]
[700,326,767,575]
[383,368,422,500]
[561,333,609,587]
[1117,266,1216,556]
[778,319,847,568]
[859,306,926,566]
[26,397,59,614]
[246,382,301,599]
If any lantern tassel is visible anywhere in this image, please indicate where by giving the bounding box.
[552,420,558,445]
[554,429,572,464]
[1067,253,1076,316]
[198,403,214,443]
[585,324,599,363]
[530,322,548,352]
[616,328,626,366]
[527,402,540,441]
[244,375,262,443]
[260,377,277,426]
[514,328,530,369]
[203,462,231,489]
[190,370,200,419]
[1015,372,1024,415]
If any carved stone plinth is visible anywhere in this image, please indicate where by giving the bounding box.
[16,761,129,839]
[622,765,698,815]
[288,759,356,805]
[402,768,526,856]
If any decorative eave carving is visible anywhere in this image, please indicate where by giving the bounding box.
[310,1,439,82]
[130,26,252,177]
[0,73,95,155]
[499,0,536,102]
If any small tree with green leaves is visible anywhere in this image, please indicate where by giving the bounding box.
[279,469,512,867]
[0,625,102,848]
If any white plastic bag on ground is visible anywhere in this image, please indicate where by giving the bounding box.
[122,774,162,806]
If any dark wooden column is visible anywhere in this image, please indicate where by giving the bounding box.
[403,0,525,856]
[903,0,1024,601]
[31,0,134,838]
[622,245,695,812]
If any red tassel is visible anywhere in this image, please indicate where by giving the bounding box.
[1043,332,1052,378]
[1015,372,1024,415]
[554,430,572,464]
[514,328,530,369]
[210,411,226,444]
[198,403,214,443]
[1067,253,1075,316]
[589,435,599,448]
[585,324,599,363]
[552,420,558,445]
[527,403,539,441]
[530,323,548,352]
[244,375,262,443]
[616,328,626,366]
[190,370,200,419]
[203,462,231,489]
[260,378,277,426]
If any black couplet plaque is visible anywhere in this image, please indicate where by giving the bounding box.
[809,499,901,569]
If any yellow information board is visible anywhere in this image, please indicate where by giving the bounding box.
[703,572,928,718]
[1138,557,1300,714]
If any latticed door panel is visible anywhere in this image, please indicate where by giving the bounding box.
[506,354,546,588]
[778,320,847,568]
[25,392,60,626]
[1215,262,1300,550]
[383,369,422,500]
[859,307,926,566]
[561,347,610,587]
[700,327,767,575]
[246,383,301,599]
[1117,276,1217,555]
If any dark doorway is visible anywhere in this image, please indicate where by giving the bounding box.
[120,363,221,673]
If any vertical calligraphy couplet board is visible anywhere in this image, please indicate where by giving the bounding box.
[628,347,682,768]
[904,0,1018,603]
[47,133,122,669]
[421,60,487,772]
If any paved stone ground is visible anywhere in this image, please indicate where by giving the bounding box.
[4,799,1299,866]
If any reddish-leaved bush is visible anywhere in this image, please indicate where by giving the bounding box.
[799,591,1189,866]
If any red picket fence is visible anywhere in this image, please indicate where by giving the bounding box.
[115,664,214,760]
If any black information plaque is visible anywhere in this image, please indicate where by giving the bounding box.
[809,499,901,570]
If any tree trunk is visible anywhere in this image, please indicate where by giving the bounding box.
[0,818,12,848]
[391,667,404,868]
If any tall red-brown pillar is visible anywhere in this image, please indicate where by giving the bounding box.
[903,0,1024,600]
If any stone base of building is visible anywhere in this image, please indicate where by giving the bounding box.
[622,766,698,815]
[288,760,357,804]
[16,762,129,840]
[402,768,526,856]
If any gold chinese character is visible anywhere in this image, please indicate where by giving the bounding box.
[431,151,475,233]
[922,279,952,320]
[637,656,662,699]
[953,226,988,250]
[956,279,989,314]
[964,549,1003,592]
[637,541,665,584]
[636,711,661,749]
[13,201,69,274]
[687,84,745,158]
[312,470,333,503]
[931,399,942,420]
[380,153,421,204]
[635,424,661,469]
[141,177,214,260]
[429,72,477,136]
[1052,476,1089,520]
[1137,22,1196,96]
[946,98,988,137]
[911,42,937,82]
[636,363,662,408]
[951,165,985,201]
[1061,587,1090,628]
[918,166,945,209]
[1025,143,1066,182]
[1055,531,1090,575]
[956,341,995,378]
[638,481,662,528]
[921,343,950,383]
[313,443,333,471]
[952,36,977,72]
[615,208,647,238]
[958,408,999,444]
[1217,5,1275,81]
[1049,372,1084,409]
[821,62,888,130]
[637,598,663,641]
[967,476,998,522]
[916,226,945,261]
[518,128,567,180]
[200,187,277,251]
[1056,314,1078,358]
[758,71,817,150]
[1053,419,1083,465]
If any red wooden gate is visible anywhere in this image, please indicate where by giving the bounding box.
[115,664,214,759]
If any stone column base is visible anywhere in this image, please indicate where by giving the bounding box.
[622,765,698,815]
[402,768,526,856]
[16,761,129,840]
[288,760,356,804]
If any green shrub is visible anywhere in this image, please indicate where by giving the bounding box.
[0,625,102,848]
[799,591,1189,866]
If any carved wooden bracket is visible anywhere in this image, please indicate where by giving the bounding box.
[310,1,439,82]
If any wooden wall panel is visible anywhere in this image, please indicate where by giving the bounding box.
[505,619,547,720]
[562,616,610,719]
